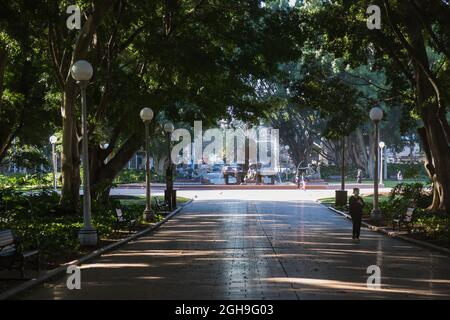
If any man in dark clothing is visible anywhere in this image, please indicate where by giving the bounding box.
[349,188,365,242]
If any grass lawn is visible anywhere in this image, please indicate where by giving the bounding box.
[326,179,429,188]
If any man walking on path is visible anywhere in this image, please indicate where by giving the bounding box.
[349,188,364,242]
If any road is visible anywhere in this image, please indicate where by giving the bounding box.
[20,190,450,299]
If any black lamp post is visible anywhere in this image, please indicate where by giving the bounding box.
[164,122,175,210]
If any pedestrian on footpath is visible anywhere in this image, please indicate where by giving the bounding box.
[356,169,363,184]
[301,174,307,191]
[349,188,364,242]
[397,170,403,182]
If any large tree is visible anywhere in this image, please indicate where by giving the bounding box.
[297,0,450,213]
[0,1,56,164]
[42,0,301,206]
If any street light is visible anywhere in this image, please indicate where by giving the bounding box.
[370,106,383,218]
[164,122,175,210]
[140,107,154,221]
[71,60,97,246]
[49,135,58,192]
[379,141,385,186]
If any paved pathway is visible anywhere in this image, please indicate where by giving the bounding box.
[20,199,450,299]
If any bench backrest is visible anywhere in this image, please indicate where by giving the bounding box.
[115,209,125,222]
[0,230,17,257]
[404,208,414,222]
[155,197,163,206]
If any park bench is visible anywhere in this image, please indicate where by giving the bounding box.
[114,208,138,233]
[154,197,170,213]
[393,207,415,233]
[0,229,40,278]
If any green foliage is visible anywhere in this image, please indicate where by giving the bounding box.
[0,189,118,260]
[389,183,432,210]
[0,188,188,263]
[414,213,450,241]
[387,163,428,180]
[0,173,54,190]
[320,163,430,181]
[114,169,165,184]
[369,183,449,240]
[7,145,49,169]
[288,53,365,139]
[320,164,360,180]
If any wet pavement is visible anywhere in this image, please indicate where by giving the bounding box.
[20,199,450,299]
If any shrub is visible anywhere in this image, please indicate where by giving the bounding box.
[386,163,428,179]
[320,165,360,180]
[114,169,165,184]
[0,189,126,261]
[0,173,54,190]
[389,182,432,209]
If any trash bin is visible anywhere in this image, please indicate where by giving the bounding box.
[335,190,348,207]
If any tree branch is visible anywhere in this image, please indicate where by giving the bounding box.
[48,22,65,90]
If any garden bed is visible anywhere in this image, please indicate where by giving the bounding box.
[319,182,450,251]
[0,190,190,294]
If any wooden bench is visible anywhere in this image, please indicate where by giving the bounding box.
[114,209,137,233]
[0,229,40,278]
[393,207,414,233]
[154,197,170,213]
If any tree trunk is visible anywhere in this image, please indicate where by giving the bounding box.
[90,133,142,203]
[418,110,450,213]
[367,131,375,180]
[59,85,81,210]
[0,47,7,100]
[347,129,368,172]
[406,15,450,213]
[49,0,114,210]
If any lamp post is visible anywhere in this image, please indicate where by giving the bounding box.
[164,122,175,210]
[49,135,58,192]
[71,60,97,246]
[140,107,154,221]
[379,141,385,186]
[370,106,384,218]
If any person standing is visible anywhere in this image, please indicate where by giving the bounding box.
[301,173,307,191]
[397,170,403,182]
[349,188,365,242]
[356,169,363,184]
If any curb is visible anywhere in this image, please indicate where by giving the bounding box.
[321,201,450,256]
[0,199,194,300]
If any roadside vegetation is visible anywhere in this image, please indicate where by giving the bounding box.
[320,182,450,248]
[0,177,190,270]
